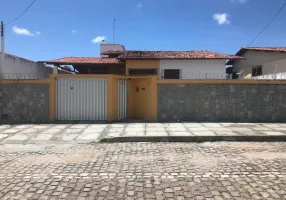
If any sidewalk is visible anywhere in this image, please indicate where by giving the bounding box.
[101,122,286,142]
[1,123,286,144]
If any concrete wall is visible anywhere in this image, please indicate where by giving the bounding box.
[0,54,52,79]
[100,44,125,56]
[0,83,50,123]
[158,83,286,122]
[160,60,226,79]
[262,57,286,75]
[233,51,286,74]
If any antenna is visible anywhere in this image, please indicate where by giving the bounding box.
[113,18,115,44]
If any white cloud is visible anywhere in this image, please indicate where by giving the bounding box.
[137,2,143,8]
[229,0,247,3]
[213,13,230,25]
[92,36,107,43]
[12,26,40,36]
[72,30,77,33]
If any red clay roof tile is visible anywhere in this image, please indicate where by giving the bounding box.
[117,50,241,60]
[240,47,286,53]
[43,57,120,64]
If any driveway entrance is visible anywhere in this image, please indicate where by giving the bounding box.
[56,78,108,120]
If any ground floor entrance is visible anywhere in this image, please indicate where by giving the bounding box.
[56,78,108,120]
[55,76,157,121]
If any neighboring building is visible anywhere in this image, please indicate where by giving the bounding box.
[227,47,286,79]
[0,53,54,79]
[42,43,240,79]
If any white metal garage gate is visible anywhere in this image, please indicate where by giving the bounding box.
[118,79,128,120]
[56,78,107,120]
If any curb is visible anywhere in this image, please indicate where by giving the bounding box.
[100,136,286,143]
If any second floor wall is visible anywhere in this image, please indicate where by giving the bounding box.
[125,59,226,79]
[160,60,226,79]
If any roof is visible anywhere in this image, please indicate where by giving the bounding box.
[42,57,121,64]
[227,47,286,65]
[117,50,241,60]
[236,47,286,56]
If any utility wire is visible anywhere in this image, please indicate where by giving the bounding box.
[247,1,286,47]
[5,0,37,25]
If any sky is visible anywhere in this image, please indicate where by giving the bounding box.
[1,0,286,61]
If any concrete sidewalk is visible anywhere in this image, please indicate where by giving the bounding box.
[1,123,286,144]
[102,122,286,142]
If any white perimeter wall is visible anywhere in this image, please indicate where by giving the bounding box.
[0,54,52,79]
[160,60,226,79]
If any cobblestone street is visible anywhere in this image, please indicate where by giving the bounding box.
[0,142,285,200]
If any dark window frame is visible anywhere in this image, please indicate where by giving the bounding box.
[252,66,262,77]
[128,68,157,76]
[163,69,181,79]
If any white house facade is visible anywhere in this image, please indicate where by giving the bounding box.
[117,50,239,79]
[160,60,226,79]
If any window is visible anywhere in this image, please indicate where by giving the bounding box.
[163,69,181,79]
[129,69,157,76]
[252,66,262,77]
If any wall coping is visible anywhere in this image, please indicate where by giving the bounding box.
[0,79,50,84]
[158,79,286,85]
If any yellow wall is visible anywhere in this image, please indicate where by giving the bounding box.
[125,60,160,78]
[128,76,157,120]
[111,77,118,120]
[49,75,56,121]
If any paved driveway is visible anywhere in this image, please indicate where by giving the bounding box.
[1,123,286,144]
[0,124,105,144]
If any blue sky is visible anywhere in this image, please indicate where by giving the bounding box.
[1,0,286,61]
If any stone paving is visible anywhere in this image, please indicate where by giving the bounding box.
[1,123,286,144]
[0,142,285,200]
[0,124,106,144]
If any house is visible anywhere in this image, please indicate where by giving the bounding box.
[0,53,70,79]
[227,47,286,79]
[116,50,240,79]
[42,43,240,79]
